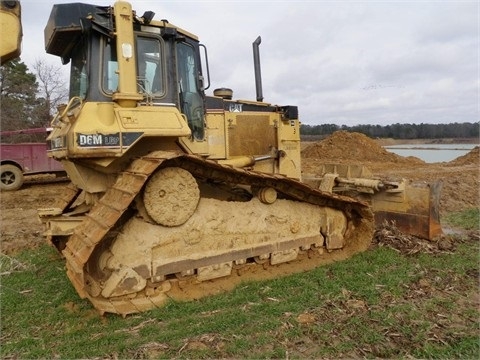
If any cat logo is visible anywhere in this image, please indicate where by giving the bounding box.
[229,103,243,113]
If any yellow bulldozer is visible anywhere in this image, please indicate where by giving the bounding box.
[28,1,442,315]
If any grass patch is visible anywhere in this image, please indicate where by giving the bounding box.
[1,222,479,358]
[443,207,479,230]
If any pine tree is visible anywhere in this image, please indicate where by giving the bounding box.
[0,58,42,130]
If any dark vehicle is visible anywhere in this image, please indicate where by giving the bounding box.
[0,128,65,190]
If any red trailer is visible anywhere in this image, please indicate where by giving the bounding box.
[0,128,65,190]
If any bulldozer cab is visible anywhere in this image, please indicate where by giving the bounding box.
[48,2,206,141]
[44,1,302,181]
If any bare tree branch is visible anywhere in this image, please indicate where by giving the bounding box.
[32,58,68,122]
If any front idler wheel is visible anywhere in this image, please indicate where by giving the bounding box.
[143,167,200,226]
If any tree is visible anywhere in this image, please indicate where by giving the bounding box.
[0,58,41,133]
[300,121,479,139]
[32,58,68,125]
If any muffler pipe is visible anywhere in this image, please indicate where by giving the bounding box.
[252,36,263,102]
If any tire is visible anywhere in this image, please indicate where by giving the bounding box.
[0,164,24,191]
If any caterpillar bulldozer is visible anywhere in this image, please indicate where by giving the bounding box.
[38,1,441,316]
[0,0,22,65]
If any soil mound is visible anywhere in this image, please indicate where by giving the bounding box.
[301,131,423,164]
[448,146,479,166]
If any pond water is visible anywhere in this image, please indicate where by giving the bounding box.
[384,144,478,163]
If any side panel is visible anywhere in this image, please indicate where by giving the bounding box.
[206,113,226,159]
[228,114,276,157]
[49,102,191,158]
[178,111,226,158]
[277,118,301,179]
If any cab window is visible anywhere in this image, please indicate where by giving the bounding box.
[102,38,118,94]
[136,36,164,95]
[177,42,205,140]
[70,40,89,99]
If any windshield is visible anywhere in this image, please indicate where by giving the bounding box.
[102,35,164,97]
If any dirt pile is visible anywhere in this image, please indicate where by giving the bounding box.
[301,131,423,164]
[448,146,479,166]
[300,131,479,215]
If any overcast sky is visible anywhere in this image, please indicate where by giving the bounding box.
[18,0,478,126]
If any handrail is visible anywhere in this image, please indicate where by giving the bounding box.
[50,96,83,127]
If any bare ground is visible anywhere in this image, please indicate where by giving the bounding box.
[1,131,478,254]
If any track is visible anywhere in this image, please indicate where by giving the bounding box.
[55,150,374,315]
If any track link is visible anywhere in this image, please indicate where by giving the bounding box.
[60,151,374,315]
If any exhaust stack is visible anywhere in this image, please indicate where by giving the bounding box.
[252,36,263,102]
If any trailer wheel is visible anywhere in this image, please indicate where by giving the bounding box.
[0,164,24,191]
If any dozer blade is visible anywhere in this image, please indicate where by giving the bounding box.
[304,164,443,240]
[371,180,442,240]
